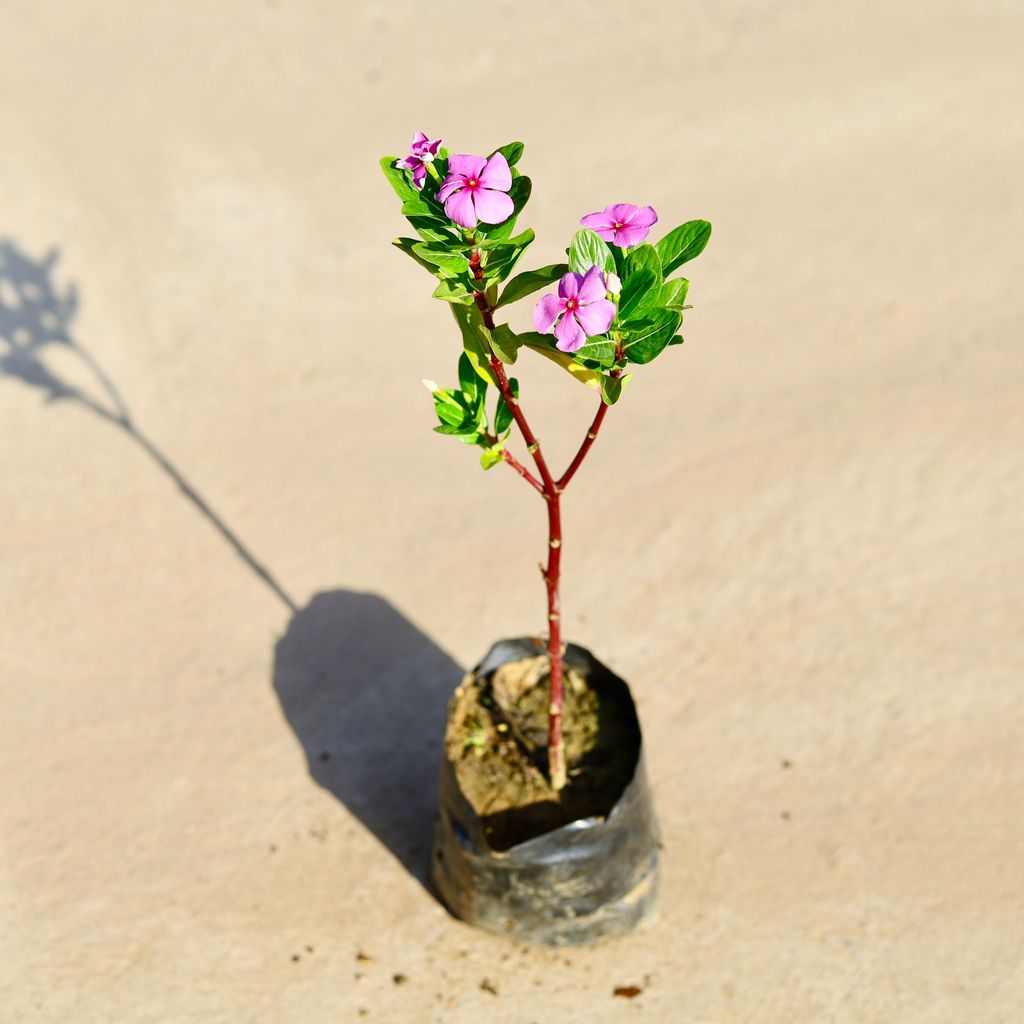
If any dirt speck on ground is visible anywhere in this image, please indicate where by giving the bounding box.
[614,985,643,999]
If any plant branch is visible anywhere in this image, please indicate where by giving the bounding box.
[558,395,610,490]
[557,350,623,489]
[502,449,543,493]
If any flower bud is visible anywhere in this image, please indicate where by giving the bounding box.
[605,272,622,296]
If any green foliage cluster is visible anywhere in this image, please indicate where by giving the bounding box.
[381,140,711,471]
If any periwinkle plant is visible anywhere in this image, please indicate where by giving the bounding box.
[383,134,711,792]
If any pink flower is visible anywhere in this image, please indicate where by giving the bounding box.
[397,131,442,189]
[580,203,658,248]
[437,153,514,229]
[533,266,616,353]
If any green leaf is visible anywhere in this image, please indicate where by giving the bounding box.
[568,228,614,275]
[491,141,524,167]
[610,244,627,279]
[433,391,466,428]
[622,309,682,364]
[412,242,471,278]
[481,228,534,250]
[623,243,663,283]
[430,386,480,441]
[655,220,712,276]
[481,229,534,283]
[449,304,496,385]
[405,217,457,244]
[600,372,632,406]
[434,422,471,437]
[660,278,690,310]
[618,269,658,319]
[431,278,474,304]
[380,155,419,203]
[401,196,442,219]
[393,237,440,274]
[495,377,519,436]
[496,263,568,308]
[489,324,520,364]
[458,351,479,403]
[574,337,617,368]
[480,444,505,470]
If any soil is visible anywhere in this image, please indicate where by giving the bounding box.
[444,652,641,851]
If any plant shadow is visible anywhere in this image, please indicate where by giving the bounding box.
[272,590,464,887]
[0,237,296,613]
[2,238,464,890]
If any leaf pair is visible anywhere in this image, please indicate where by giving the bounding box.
[428,350,518,470]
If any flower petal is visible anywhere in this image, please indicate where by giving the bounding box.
[574,298,616,337]
[632,205,658,228]
[412,164,426,189]
[554,314,585,352]
[533,294,565,334]
[437,175,464,203]
[608,203,640,224]
[397,155,422,171]
[558,271,580,300]
[448,153,487,178]
[445,189,477,229]
[580,211,615,241]
[613,222,652,248]
[478,152,512,191]
[472,187,514,225]
[577,265,606,304]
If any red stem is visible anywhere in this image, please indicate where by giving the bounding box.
[471,249,619,792]
[502,449,543,493]
[558,398,610,491]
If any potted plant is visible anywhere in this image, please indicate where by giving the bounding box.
[382,133,711,945]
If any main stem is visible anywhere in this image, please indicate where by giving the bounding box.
[472,251,617,793]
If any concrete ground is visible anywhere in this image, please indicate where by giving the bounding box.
[1,2,1021,1021]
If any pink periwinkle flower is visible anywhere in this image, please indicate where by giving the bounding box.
[533,266,616,353]
[396,131,442,189]
[437,153,514,229]
[580,203,658,248]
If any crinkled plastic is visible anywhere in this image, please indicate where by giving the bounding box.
[431,637,660,946]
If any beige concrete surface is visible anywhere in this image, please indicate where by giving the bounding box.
[1,2,1022,1021]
